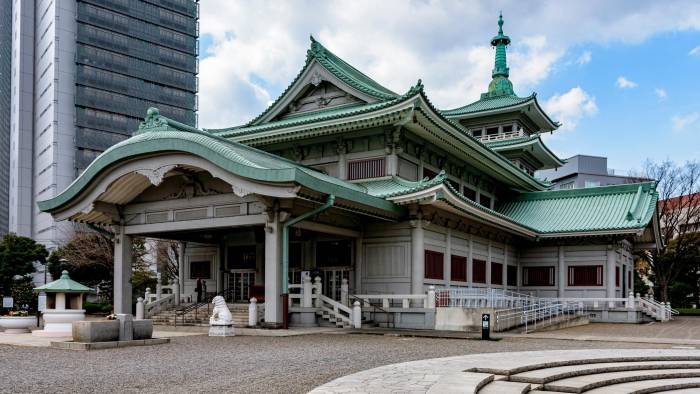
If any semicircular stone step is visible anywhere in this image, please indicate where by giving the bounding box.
[510,360,700,384]
[477,380,531,394]
[584,377,700,394]
[426,372,494,394]
[544,369,700,393]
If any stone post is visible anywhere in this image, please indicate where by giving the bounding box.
[557,246,566,298]
[117,313,133,341]
[314,276,322,308]
[352,301,362,329]
[626,291,634,309]
[113,225,133,315]
[302,276,312,308]
[144,288,151,303]
[136,297,144,320]
[264,215,283,326]
[173,280,180,306]
[248,297,258,327]
[427,285,436,309]
[340,278,349,307]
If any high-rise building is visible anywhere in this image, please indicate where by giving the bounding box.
[0,0,11,237]
[9,0,199,248]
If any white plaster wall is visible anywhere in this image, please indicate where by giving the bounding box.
[362,222,411,294]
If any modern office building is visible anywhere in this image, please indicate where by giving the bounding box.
[0,0,11,237]
[9,0,199,248]
[537,154,648,190]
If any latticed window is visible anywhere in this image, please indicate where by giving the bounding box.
[507,265,518,286]
[523,266,555,286]
[568,265,603,286]
[425,250,444,280]
[347,157,385,180]
[450,255,467,282]
[472,259,486,283]
[491,262,503,285]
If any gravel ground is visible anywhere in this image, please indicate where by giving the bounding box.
[0,334,673,394]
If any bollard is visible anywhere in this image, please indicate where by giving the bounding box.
[136,297,145,320]
[248,297,258,327]
[352,301,362,329]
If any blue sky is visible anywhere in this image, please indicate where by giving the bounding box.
[196,1,700,173]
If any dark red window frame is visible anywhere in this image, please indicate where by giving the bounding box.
[523,266,555,286]
[472,259,486,284]
[628,271,632,288]
[568,265,603,286]
[425,250,444,280]
[491,262,503,285]
[450,255,467,282]
[615,266,620,287]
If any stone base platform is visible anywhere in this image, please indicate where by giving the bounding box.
[209,324,235,337]
[50,338,169,351]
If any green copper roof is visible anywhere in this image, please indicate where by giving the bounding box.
[37,109,401,216]
[441,94,534,117]
[34,270,91,293]
[497,182,658,234]
[246,37,398,126]
[357,172,448,198]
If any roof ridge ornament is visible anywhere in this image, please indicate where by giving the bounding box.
[138,107,169,132]
[482,13,515,99]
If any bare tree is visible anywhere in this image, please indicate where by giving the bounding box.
[154,239,179,284]
[642,159,700,302]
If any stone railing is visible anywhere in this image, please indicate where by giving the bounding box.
[353,286,436,309]
[144,293,176,318]
[478,129,525,142]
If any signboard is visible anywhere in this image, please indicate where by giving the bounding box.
[2,296,13,309]
[481,313,490,340]
[38,294,47,312]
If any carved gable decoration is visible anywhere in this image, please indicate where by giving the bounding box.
[280,80,363,118]
[134,172,230,203]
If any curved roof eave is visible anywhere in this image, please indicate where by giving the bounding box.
[488,135,565,168]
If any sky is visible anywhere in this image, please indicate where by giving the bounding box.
[196,0,700,174]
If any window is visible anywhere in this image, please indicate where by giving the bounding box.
[425,250,444,280]
[560,181,575,190]
[316,241,351,267]
[423,167,438,179]
[462,186,477,201]
[568,265,603,286]
[507,265,517,286]
[472,259,486,283]
[486,127,499,135]
[347,157,385,180]
[585,181,601,188]
[491,262,503,285]
[479,194,492,208]
[472,129,482,137]
[289,242,302,269]
[523,266,555,286]
[228,246,256,270]
[616,266,620,287]
[190,261,211,279]
[502,125,513,133]
[450,255,467,282]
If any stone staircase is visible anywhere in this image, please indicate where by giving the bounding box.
[151,303,249,326]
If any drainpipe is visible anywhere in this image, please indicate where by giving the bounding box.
[281,194,335,329]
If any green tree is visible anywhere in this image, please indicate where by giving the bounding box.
[0,233,48,295]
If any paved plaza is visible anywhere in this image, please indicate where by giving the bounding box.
[0,332,676,394]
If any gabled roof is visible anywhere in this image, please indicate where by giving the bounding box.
[243,37,399,127]
[485,134,565,169]
[498,182,659,235]
[442,94,534,116]
[441,93,559,131]
[34,270,91,293]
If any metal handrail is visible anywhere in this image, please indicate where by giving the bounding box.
[349,294,394,328]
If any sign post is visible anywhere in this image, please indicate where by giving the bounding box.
[481,313,490,340]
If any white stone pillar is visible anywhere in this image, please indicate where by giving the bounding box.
[173,280,180,306]
[352,301,362,329]
[314,276,322,308]
[144,287,151,303]
[113,225,133,315]
[340,278,349,307]
[606,245,616,306]
[427,285,436,309]
[248,297,258,327]
[410,218,425,294]
[264,216,283,326]
[136,297,144,319]
[354,237,363,294]
[558,246,566,298]
[302,276,312,308]
[444,228,452,287]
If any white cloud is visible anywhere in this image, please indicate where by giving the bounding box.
[616,76,638,89]
[654,88,667,100]
[690,46,700,56]
[198,1,700,127]
[575,50,592,65]
[672,112,700,131]
[543,87,598,130]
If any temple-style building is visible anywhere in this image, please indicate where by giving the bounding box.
[38,15,661,328]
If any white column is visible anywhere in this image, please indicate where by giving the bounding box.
[558,246,566,298]
[302,276,312,308]
[265,216,283,326]
[354,237,363,294]
[177,242,186,291]
[444,228,452,287]
[486,240,492,287]
[503,244,509,289]
[113,225,133,315]
[467,235,473,287]
[410,218,424,294]
[606,245,616,303]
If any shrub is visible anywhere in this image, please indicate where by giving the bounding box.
[84,301,112,315]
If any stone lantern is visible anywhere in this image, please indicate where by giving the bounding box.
[32,270,91,337]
